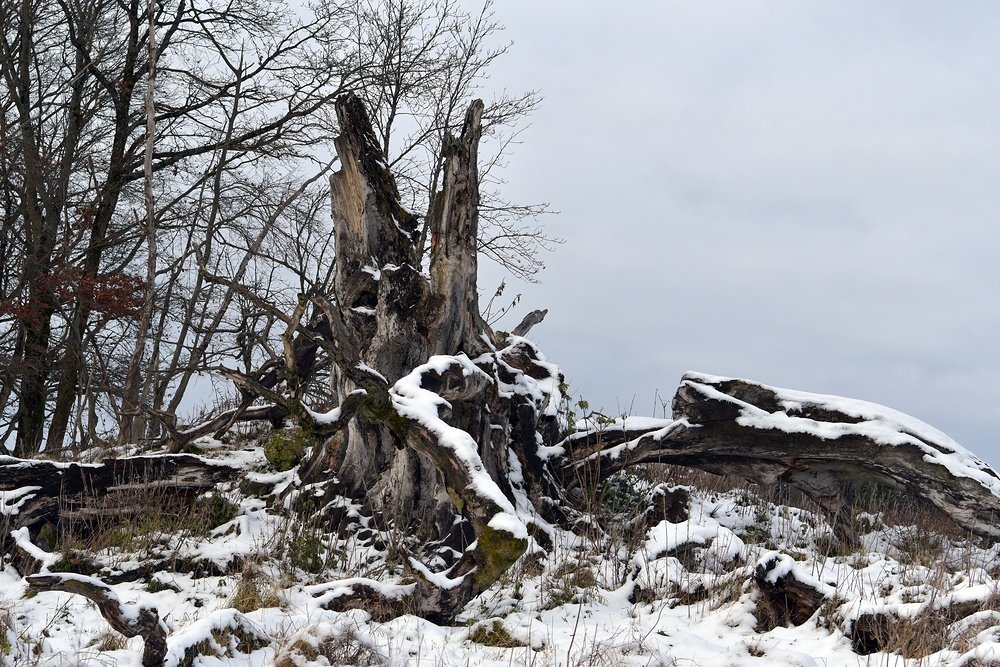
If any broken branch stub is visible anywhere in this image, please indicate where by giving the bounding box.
[27,573,167,667]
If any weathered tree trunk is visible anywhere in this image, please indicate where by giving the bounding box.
[425,99,492,358]
[325,92,430,502]
[272,94,566,622]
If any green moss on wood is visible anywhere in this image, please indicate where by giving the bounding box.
[264,426,313,471]
[473,525,527,592]
[197,494,239,529]
[447,488,464,514]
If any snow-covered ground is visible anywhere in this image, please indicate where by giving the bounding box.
[4,443,1000,667]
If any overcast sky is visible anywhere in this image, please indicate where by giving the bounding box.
[473,2,1000,466]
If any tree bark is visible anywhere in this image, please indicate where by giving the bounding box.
[257,94,567,622]
[425,99,491,358]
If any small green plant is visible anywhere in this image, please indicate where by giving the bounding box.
[740,524,771,545]
[197,493,239,530]
[469,620,524,648]
[285,528,325,575]
[545,559,599,609]
[597,474,647,518]
[144,578,173,594]
[0,602,16,658]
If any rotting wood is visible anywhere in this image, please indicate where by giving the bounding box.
[753,553,828,631]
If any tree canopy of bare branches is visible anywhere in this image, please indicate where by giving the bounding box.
[0,0,551,457]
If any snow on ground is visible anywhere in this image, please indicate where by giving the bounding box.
[4,443,1000,666]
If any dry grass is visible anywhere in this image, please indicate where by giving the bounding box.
[56,485,238,563]
[87,629,129,652]
[229,562,282,613]
[273,627,384,667]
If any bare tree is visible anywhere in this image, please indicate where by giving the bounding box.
[1,0,551,455]
[0,0,365,454]
[341,0,559,280]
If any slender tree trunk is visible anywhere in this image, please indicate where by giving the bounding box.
[13,312,51,457]
[121,0,158,444]
[9,0,61,456]
[46,3,144,452]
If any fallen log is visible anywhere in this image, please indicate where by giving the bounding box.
[0,454,242,538]
[564,372,1000,543]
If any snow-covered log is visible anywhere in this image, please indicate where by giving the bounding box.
[564,372,1000,543]
[0,454,242,537]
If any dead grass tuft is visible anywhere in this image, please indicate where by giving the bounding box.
[229,562,281,613]
[274,628,384,667]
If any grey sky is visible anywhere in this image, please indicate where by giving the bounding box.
[476,2,1000,465]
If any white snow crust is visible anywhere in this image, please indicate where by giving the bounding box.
[8,363,1000,666]
[391,354,528,541]
[8,470,1000,667]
